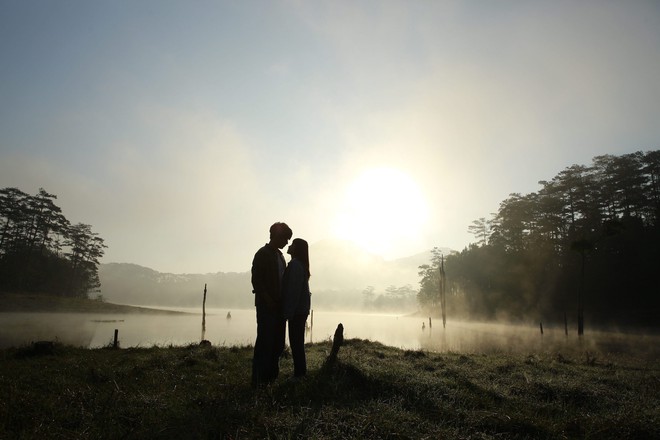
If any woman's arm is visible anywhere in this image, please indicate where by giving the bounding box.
[282,260,304,319]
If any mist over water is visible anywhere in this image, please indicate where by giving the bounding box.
[2,313,98,348]
[2,309,658,360]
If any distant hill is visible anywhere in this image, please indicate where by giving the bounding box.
[0,292,187,314]
[98,264,252,309]
[98,241,453,309]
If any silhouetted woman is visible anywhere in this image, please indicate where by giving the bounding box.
[282,238,311,379]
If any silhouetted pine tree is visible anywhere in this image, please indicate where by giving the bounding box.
[420,150,660,328]
[0,187,106,298]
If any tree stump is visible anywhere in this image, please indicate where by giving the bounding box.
[326,323,344,365]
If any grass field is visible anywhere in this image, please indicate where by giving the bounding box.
[1,336,658,439]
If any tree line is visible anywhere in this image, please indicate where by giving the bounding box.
[0,187,106,298]
[418,150,660,328]
[361,284,417,312]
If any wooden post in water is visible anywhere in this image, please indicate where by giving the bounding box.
[564,312,568,337]
[201,284,207,341]
[539,322,544,335]
[439,255,447,328]
[578,254,585,336]
[113,329,119,349]
[571,239,592,337]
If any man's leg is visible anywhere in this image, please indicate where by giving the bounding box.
[252,307,276,384]
[270,316,286,381]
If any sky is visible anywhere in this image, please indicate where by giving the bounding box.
[1,0,659,274]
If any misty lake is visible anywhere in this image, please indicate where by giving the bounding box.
[2,308,658,359]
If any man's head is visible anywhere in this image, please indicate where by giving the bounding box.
[269,222,293,249]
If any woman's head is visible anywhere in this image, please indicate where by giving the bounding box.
[288,238,307,255]
[288,238,310,278]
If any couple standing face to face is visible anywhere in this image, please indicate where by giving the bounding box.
[252,222,310,384]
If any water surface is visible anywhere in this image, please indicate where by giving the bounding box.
[2,308,657,359]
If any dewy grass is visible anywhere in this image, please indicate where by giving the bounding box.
[0,339,658,439]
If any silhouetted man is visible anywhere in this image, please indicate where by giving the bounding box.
[251,222,292,385]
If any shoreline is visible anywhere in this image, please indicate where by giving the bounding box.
[0,292,190,315]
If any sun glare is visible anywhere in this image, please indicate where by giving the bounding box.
[333,167,430,258]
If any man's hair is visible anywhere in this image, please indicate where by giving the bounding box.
[269,222,293,239]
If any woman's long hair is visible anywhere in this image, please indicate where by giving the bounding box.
[291,238,310,279]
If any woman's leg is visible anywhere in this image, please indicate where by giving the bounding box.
[288,314,308,377]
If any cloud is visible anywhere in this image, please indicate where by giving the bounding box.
[0,106,272,273]
[96,107,274,273]
[301,0,660,254]
[3,0,659,275]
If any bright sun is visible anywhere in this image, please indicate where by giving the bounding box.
[333,167,430,258]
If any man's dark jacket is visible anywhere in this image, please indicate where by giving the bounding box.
[251,244,284,311]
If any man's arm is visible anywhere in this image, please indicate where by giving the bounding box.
[251,247,278,310]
